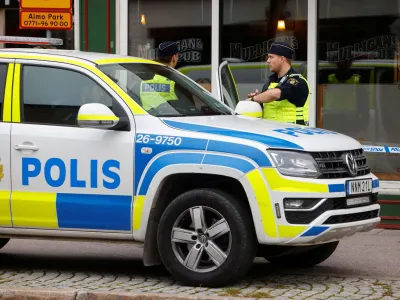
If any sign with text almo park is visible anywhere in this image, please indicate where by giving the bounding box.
[19,0,73,30]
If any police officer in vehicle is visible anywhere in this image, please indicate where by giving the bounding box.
[139,41,181,113]
[247,42,310,125]
[155,41,180,68]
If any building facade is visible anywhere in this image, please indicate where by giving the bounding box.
[72,0,400,227]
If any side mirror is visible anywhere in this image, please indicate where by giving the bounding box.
[234,100,263,118]
[77,103,119,129]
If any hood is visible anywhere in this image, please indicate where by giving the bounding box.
[161,115,362,152]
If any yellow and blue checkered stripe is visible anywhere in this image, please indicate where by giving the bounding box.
[11,191,132,230]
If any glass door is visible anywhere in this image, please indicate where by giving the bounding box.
[217,61,241,109]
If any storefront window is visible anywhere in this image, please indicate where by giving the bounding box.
[221,0,308,99]
[128,0,212,92]
[317,0,400,180]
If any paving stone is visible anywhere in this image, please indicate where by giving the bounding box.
[0,267,399,299]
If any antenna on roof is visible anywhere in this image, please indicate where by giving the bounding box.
[0,36,63,46]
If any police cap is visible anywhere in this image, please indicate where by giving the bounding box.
[158,41,179,57]
[268,42,295,59]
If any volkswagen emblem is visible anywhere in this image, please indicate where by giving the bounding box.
[198,234,208,244]
[345,153,357,176]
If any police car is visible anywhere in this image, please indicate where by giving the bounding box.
[0,36,380,287]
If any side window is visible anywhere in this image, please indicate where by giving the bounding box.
[220,64,240,109]
[0,64,8,121]
[21,65,123,126]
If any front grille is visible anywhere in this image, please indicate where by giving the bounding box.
[310,149,370,179]
[285,193,378,224]
[323,209,379,224]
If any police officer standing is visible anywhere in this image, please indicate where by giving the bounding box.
[321,55,367,137]
[323,57,360,112]
[247,42,310,126]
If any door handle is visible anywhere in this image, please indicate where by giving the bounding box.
[15,144,39,151]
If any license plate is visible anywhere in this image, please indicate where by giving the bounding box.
[346,196,370,207]
[346,179,372,196]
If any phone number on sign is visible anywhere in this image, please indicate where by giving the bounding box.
[136,134,183,146]
[23,20,70,27]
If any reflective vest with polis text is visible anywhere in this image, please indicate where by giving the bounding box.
[140,74,179,111]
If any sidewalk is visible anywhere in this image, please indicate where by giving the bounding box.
[0,230,399,299]
[358,228,400,236]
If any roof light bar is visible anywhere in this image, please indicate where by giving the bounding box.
[0,36,63,46]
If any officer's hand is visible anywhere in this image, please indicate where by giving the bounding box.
[247,89,259,98]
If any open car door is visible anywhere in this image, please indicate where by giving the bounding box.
[216,61,241,110]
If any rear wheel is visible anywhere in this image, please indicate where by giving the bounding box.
[157,188,257,287]
[264,241,339,268]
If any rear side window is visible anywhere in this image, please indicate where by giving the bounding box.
[0,64,9,121]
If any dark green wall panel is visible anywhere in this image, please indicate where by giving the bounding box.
[110,0,116,53]
[79,0,115,53]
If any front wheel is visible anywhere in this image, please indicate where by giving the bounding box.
[157,188,257,287]
[264,241,339,268]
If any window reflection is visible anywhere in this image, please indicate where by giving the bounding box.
[317,0,400,180]
[128,0,212,85]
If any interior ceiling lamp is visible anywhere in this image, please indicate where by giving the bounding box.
[277,20,286,31]
[141,14,146,25]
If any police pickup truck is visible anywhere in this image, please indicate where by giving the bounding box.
[0,36,380,287]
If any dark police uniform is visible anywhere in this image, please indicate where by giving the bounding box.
[258,42,310,125]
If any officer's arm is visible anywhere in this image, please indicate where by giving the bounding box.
[281,77,309,106]
[248,88,281,103]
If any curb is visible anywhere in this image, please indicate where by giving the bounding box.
[76,291,240,300]
[0,286,76,300]
[0,287,243,300]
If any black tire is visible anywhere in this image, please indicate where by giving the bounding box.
[265,241,339,268]
[157,188,257,287]
[0,238,9,250]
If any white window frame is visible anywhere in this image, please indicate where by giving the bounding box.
[307,0,317,128]
[211,0,220,99]
[117,0,129,55]
[74,0,80,50]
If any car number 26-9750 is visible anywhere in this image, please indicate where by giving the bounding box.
[136,134,182,146]
[347,179,372,196]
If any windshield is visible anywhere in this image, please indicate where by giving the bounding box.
[98,63,234,117]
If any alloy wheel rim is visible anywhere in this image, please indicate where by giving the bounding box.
[171,206,232,273]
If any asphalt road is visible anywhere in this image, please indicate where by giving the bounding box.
[0,228,399,280]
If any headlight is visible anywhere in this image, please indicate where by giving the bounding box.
[283,198,323,209]
[267,150,322,178]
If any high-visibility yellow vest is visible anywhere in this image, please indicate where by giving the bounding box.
[140,74,178,111]
[263,74,309,124]
[328,73,360,84]
[324,73,360,111]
